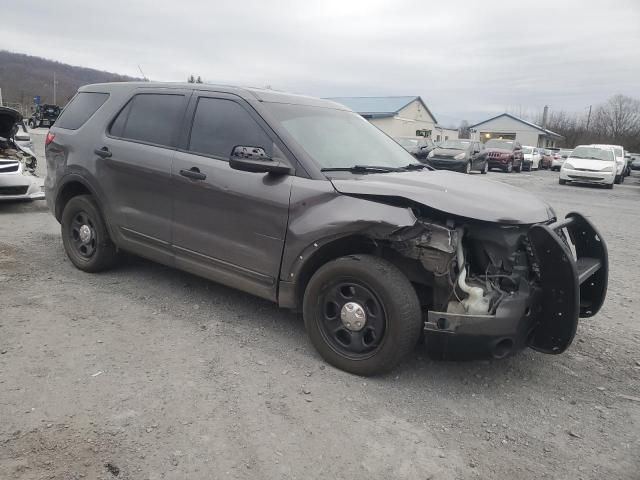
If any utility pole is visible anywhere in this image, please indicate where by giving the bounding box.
[53,72,57,105]
[0,87,3,106]
[585,105,592,131]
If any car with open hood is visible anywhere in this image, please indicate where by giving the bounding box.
[426,139,487,174]
[0,106,44,201]
[45,82,608,375]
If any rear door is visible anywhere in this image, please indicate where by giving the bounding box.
[171,93,294,300]
[98,89,190,263]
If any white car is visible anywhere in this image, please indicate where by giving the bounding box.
[590,144,626,184]
[522,146,542,170]
[559,145,616,189]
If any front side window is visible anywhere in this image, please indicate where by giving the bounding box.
[188,98,273,158]
[110,93,185,148]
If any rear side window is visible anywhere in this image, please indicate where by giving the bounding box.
[110,93,185,148]
[188,97,272,159]
[55,92,109,130]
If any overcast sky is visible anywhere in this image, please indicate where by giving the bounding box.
[2,0,639,125]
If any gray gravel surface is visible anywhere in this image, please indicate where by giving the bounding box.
[1,131,638,479]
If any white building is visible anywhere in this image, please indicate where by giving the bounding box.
[326,96,456,141]
[469,113,563,147]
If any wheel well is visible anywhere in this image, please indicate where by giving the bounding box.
[55,181,92,221]
[294,235,377,309]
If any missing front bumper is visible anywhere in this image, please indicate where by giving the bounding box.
[423,212,608,358]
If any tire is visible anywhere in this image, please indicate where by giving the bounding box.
[61,195,118,272]
[506,161,513,173]
[28,119,35,129]
[614,174,621,184]
[481,162,488,174]
[606,182,614,189]
[559,178,567,185]
[514,160,521,173]
[303,254,422,376]
[465,162,471,174]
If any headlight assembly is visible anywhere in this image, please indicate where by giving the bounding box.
[563,162,575,170]
[454,152,466,160]
[428,150,435,158]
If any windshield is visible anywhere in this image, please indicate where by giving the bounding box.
[485,139,514,149]
[267,103,416,169]
[395,137,419,148]
[570,147,614,161]
[438,139,470,150]
[522,147,533,154]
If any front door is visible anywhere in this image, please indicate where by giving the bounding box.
[171,94,293,301]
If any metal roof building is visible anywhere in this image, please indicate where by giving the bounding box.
[469,113,563,148]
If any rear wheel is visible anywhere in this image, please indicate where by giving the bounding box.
[61,195,118,272]
[303,255,422,376]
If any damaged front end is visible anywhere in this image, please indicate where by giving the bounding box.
[386,212,607,359]
[0,107,44,201]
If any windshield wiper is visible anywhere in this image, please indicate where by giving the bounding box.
[401,163,428,170]
[320,165,402,173]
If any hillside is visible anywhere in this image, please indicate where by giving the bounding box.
[0,50,141,110]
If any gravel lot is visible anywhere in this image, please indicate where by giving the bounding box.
[1,131,638,480]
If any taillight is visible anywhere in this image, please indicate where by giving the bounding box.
[45,131,55,146]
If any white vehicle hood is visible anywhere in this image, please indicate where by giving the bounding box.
[565,158,614,171]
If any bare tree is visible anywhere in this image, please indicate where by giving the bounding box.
[187,75,195,83]
[592,94,640,145]
[458,120,470,139]
[196,76,203,84]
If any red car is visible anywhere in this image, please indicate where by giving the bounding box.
[485,139,524,172]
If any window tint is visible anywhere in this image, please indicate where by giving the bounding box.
[188,98,272,158]
[110,93,184,148]
[55,92,109,130]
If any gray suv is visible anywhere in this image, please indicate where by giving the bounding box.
[46,82,608,376]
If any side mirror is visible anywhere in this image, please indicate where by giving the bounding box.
[229,146,291,175]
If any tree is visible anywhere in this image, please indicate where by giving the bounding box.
[458,120,470,139]
[196,76,203,84]
[187,75,195,83]
[592,94,640,145]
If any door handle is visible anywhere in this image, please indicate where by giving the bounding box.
[94,147,112,158]
[179,167,207,181]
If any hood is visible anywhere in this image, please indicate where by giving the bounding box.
[485,148,511,154]
[431,148,466,158]
[330,170,554,224]
[0,107,22,140]
[565,158,614,171]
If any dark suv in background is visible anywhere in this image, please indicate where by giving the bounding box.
[484,139,524,172]
[45,82,607,376]
[28,104,61,129]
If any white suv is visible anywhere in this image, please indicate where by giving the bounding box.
[590,144,626,184]
[559,145,616,189]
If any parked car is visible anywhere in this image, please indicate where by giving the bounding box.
[539,149,553,170]
[631,155,640,171]
[559,145,616,189]
[426,139,487,174]
[553,149,573,170]
[394,136,436,161]
[521,146,542,171]
[0,106,44,201]
[623,152,632,176]
[590,144,626,184]
[45,83,608,375]
[484,139,524,172]
[28,103,61,129]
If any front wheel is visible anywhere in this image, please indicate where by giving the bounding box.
[614,174,621,184]
[481,162,488,174]
[465,162,471,174]
[28,119,35,129]
[303,255,422,376]
[506,161,513,173]
[559,178,567,185]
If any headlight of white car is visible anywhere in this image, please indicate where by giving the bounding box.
[562,162,575,170]
[454,152,466,160]
[600,166,614,172]
[428,150,435,158]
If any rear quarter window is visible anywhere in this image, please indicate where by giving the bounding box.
[55,92,109,130]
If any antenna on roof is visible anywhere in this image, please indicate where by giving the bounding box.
[137,65,148,82]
